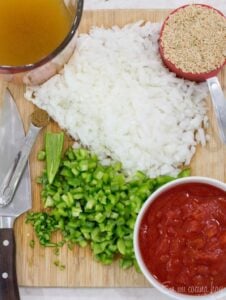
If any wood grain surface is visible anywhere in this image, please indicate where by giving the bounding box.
[0,9,225,288]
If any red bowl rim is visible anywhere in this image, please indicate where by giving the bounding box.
[159,4,226,82]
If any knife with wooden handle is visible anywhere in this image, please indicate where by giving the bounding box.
[0,89,32,300]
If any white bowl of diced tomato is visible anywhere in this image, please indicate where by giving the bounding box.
[134,176,226,299]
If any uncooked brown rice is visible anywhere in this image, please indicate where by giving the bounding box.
[161,5,226,73]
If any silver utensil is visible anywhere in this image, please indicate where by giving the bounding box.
[207,77,226,144]
[0,89,31,300]
[0,105,49,207]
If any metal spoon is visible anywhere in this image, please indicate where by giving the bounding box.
[0,108,49,207]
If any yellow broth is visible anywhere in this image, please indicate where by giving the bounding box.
[0,0,73,66]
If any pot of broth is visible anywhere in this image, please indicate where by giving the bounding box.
[0,0,83,85]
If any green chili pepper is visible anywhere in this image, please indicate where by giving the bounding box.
[46,132,64,184]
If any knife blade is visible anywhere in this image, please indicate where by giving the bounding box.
[0,89,31,300]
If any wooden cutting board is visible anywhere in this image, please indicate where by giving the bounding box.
[0,9,225,288]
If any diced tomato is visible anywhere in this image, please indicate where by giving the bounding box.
[196,265,209,275]
[139,182,226,295]
[220,232,226,245]
[187,238,205,249]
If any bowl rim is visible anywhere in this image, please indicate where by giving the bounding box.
[0,0,84,74]
[134,176,226,300]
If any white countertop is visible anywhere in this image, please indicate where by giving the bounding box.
[84,0,226,11]
[21,1,226,299]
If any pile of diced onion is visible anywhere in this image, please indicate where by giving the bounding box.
[25,21,208,178]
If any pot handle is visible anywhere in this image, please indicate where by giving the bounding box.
[0,228,20,300]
